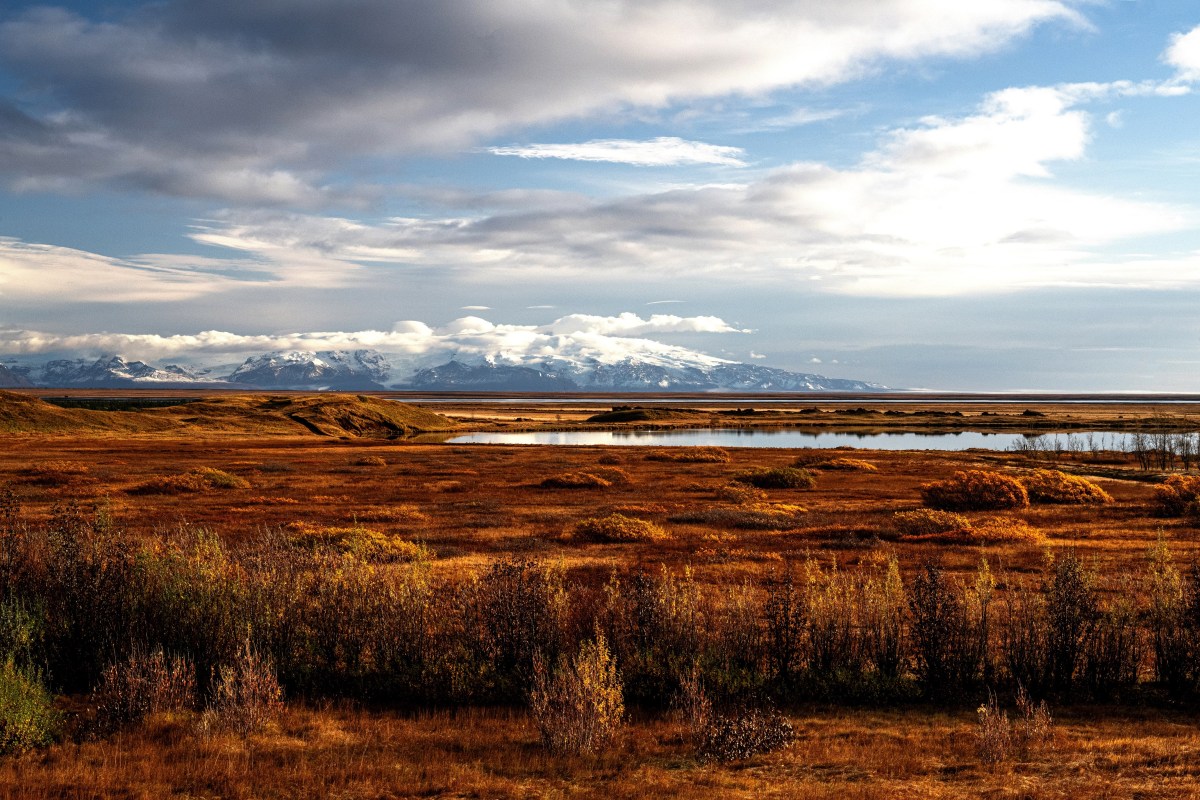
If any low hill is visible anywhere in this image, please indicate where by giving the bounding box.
[0,392,456,438]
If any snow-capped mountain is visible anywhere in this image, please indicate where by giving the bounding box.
[2,349,886,392]
[12,356,209,387]
[226,350,390,389]
[0,364,32,388]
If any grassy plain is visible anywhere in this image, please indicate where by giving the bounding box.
[3,390,1200,797]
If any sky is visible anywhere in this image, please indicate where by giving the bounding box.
[1,0,1200,390]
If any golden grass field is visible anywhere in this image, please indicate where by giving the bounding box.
[3,390,1200,798]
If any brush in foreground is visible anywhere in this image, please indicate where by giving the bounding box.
[530,637,624,756]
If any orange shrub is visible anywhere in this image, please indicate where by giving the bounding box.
[1021,469,1112,505]
[807,457,879,473]
[21,461,90,486]
[893,509,971,537]
[645,447,730,464]
[129,467,249,495]
[574,513,668,542]
[1152,475,1200,517]
[970,517,1045,545]
[920,470,1029,512]
[540,472,612,489]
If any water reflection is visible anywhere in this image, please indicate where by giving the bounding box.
[447,429,1137,451]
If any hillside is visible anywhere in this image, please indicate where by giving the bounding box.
[0,392,457,438]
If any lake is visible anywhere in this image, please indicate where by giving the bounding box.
[447,429,1147,451]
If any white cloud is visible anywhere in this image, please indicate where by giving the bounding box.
[1164,25,1200,82]
[488,137,746,167]
[460,305,491,311]
[0,312,746,370]
[185,78,1193,297]
[0,0,1086,203]
[0,237,269,303]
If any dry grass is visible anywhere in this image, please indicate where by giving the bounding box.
[0,705,1198,798]
[1,400,1200,797]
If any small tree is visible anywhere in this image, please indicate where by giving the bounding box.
[530,636,624,756]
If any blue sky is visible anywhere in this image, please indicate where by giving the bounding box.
[1,0,1200,390]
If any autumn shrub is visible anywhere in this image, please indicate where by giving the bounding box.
[909,562,993,699]
[540,472,612,489]
[671,504,806,531]
[92,647,197,734]
[1152,475,1200,517]
[1044,553,1097,694]
[1021,469,1112,505]
[976,687,1053,765]
[1144,538,1200,693]
[698,705,794,763]
[0,658,59,754]
[530,636,624,755]
[288,523,430,563]
[808,457,879,472]
[350,504,428,525]
[599,567,703,705]
[200,639,283,736]
[646,447,730,463]
[574,513,668,542]
[715,482,767,505]
[975,691,1011,765]
[893,509,971,538]
[462,559,569,703]
[352,455,387,467]
[129,467,249,495]
[20,461,90,487]
[734,467,816,490]
[920,470,1029,512]
[970,517,1045,545]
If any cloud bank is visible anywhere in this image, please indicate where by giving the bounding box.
[0,313,747,370]
[185,77,1195,297]
[0,0,1084,204]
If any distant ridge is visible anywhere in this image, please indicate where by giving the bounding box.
[2,350,886,393]
[0,391,457,437]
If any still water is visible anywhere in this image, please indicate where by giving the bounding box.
[447,429,1142,451]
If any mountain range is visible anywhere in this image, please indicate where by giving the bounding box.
[0,350,886,392]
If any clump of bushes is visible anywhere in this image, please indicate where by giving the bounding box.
[920,470,1029,511]
[92,647,197,734]
[1152,475,1200,517]
[540,472,613,489]
[646,447,730,464]
[200,640,283,737]
[574,514,668,543]
[0,658,59,754]
[976,688,1054,764]
[350,504,428,525]
[352,455,388,467]
[734,467,816,490]
[807,457,879,472]
[288,523,431,563]
[893,509,971,538]
[716,482,768,505]
[21,460,91,487]
[130,467,249,495]
[1021,470,1112,505]
[672,504,806,531]
[530,637,624,755]
[971,517,1045,545]
[698,705,795,763]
